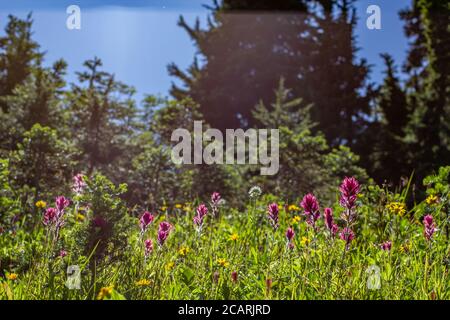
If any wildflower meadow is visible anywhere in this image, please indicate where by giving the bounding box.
[1,167,449,300]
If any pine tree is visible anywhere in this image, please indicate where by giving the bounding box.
[401,0,450,179]
[310,0,371,147]
[169,0,370,151]
[68,57,138,175]
[369,54,409,183]
[168,0,312,131]
[0,14,42,112]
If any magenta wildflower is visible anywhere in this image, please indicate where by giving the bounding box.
[55,196,70,213]
[43,196,70,241]
[193,204,208,232]
[423,215,437,242]
[339,177,360,211]
[339,227,355,250]
[211,192,221,206]
[72,174,86,195]
[324,208,338,237]
[324,208,333,230]
[139,211,154,234]
[144,239,153,256]
[286,226,295,242]
[157,221,173,246]
[380,241,392,251]
[231,271,238,284]
[211,192,221,217]
[43,207,57,226]
[300,194,320,228]
[59,250,67,258]
[267,203,279,230]
[331,224,339,236]
[196,204,208,219]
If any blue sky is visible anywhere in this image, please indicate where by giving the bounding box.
[0,0,411,103]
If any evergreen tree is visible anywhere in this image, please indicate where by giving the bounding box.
[169,0,310,131]
[311,0,371,147]
[169,0,370,150]
[251,79,367,202]
[401,0,450,179]
[369,54,409,183]
[67,57,138,176]
[0,14,42,112]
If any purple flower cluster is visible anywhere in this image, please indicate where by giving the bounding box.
[267,203,279,230]
[193,204,208,232]
[423,215,437,242]
[157,221,173,246]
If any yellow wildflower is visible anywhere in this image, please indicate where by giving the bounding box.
[386,202,406,216]
[35,201,46,209]
[399,243,410,253]
[425,195,439,206]
[6,273,18,281]
[288,204,300,212]
[178,246,190,256]
[300,237,310,246]
[76,213,85,222]
[175,204,183,209]
[135,279,151,287]
[217,258,229,268]
[97,285,114,300]
[166,261,175,271]
[229,233,239,242]
[291,216,301,225]
[161,206,168,212]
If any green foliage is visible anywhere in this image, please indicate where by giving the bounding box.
[169,0,370,146]
[250,79,367,202]
[0,13,43,111]
[67,57,138,175]
[67,174,134,269]
[9,124,76,202]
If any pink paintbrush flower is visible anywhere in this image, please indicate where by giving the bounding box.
[286,226,295,242]
[231,271,238,284]
[43,207,57,226]
[55,196,70,214]
[300,194,320,228]
[423,214,437,242]
[193,204,208,231]
[267,203,279,230]
[340,227,355,250]
[72,174,86,195]
[324,208,334,230]
[339,177,360,211]
[144,239,153,256]
[157,221,173,246]
[324,208,338,237]
[139,211,154,233]
[380,241,392,251]
[211,192,221,206]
